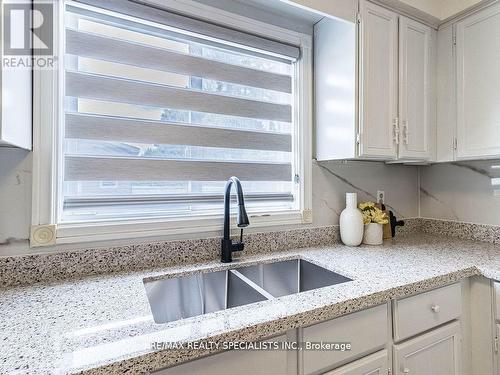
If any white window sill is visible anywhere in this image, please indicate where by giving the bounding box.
[53,210,311,244]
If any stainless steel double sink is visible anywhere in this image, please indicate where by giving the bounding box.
[144,259,352,324]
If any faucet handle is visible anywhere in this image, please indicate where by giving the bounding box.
[233,241,244,252]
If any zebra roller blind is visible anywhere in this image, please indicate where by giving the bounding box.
[62,1,299,222]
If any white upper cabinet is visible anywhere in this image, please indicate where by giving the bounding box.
[436,24,456,162]
[455,1,500,160]
[0,64,32,150]
[359,1,399,160]
[314,1,435,162]
[314,0,500,162]
[398,16,434,160]
[314,13,357,161]
[0,12,32,150]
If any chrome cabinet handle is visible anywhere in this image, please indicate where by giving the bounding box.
[393,117,400,145]
[402,120,409,145]
[431,304,440,313]
[403,368,410,374]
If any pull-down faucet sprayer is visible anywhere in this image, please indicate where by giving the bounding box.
[221,176,249,263]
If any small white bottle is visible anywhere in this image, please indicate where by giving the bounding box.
[339,193,364,246]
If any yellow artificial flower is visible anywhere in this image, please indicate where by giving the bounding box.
[358,201,375,210]
[373,211,389,224]
[358,201,389,224]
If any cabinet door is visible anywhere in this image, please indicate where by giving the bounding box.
[398,17,433,160]
[359,0,398,159]
[496,324,500,375]
[435,24,456,162]
[494,323,500,375]
[323,350,389,375]
[394,322,461,375]
[456,2,500,159]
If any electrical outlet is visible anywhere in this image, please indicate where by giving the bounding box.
[377,190,385,204]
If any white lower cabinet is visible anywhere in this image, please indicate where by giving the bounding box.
[393,283,462,342]
[154,334,292,375]
[302,304,388,374]
[322,350,388,375]
[496,324,500,375]
[154,283,469,375]
[495,282,500,375]
[394,321,461,375]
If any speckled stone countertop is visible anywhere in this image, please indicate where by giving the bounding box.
[1,233,499,374]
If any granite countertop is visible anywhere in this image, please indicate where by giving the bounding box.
[1,233,499,375]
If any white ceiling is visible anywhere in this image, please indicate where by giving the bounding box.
[399,0,482,19]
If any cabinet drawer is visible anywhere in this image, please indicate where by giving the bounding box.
[154,335,288,375]
[302,304,388,375]
[322,350,388,375]
[393,283,462,342]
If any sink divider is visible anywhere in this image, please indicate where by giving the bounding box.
[296,260,301,295]
[229,269,275,301]
[197,275,206,314]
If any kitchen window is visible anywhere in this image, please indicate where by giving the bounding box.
[32,0,312,244]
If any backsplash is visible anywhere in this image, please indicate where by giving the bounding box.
[312,160,419,225]
[419,218,500,244]
[0,148,419,254]
[3,150,497,256]
[419,160,500,226]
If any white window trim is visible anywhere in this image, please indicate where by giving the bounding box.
[32,0,313,245]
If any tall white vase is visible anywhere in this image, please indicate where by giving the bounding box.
[339,193,364,246]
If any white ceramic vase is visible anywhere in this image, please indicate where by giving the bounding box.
[363,223,383,245]
[339,193,364,246]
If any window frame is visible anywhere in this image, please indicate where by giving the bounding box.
[32,0,313,244]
